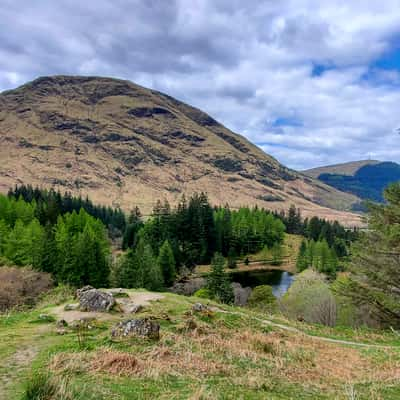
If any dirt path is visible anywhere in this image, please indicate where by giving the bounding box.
[0,324,51,398]
[213,308,396,349]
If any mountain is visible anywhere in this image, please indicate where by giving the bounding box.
[0,75,359,223]
[303,160,400,203]
[304,160,381,179]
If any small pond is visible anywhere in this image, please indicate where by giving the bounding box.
[229,269,294,297]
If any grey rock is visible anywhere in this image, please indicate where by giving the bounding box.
[232,282,252,306]
[170,277,206,296]
[111,318,160,340]
[56,319,68,328]
[76,285,94,298]
[77,287,115,312]
[127,304,143,314]
[64,303,79,311]
[192,303,209,312]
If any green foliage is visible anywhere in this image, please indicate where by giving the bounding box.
[207,252,234,304]
[227,247,237,269]
[296,239,338,277]
[113,237,164,291]
[157,240,176,286]
[270,242,284,266]
[281,269,337,326]
[9,185,126,236]
[335,183,400,328]
[193,287,212,299]
[247,285,276,310]
[54,209,110,287]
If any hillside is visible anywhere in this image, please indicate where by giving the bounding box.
[1,289,400,399]
[304,160,400,203]
[0,75,359,224]
[303,160,381,179]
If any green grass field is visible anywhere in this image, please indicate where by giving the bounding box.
[1,288,400,400]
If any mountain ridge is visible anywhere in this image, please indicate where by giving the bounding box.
[0,75,360,224]
[303,160,400,203]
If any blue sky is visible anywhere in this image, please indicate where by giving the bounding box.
[0,0,400,170]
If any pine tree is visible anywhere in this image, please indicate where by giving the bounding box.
[207,253,233,304]
[227,247,237,269]
[157,240,176,287]
[296,240,308,272]
[140,243,163,291]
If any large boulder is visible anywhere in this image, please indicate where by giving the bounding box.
[77,287,115,312]
[111,318,160,340]
[170,277,206,296]
[232,282,252,306]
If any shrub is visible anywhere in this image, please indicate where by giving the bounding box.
[280,269,337,326]
[194,288,212,299]
[247,285,276,310]
[0,267,53,312]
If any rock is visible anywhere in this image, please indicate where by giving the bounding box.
[76,285,94,298]
[192,303,209,312]
[56,319,68,328]
[232,282,252,306]
[70,317,95,329]
[108,288,129,298]
[56,328,67,335]
[38,313,54,322]
[170,277,206,296]
[77,287,115,312]
[64,303,79,311]
[111,318,160,340]
[127,304,143,314]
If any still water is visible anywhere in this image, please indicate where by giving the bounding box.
[229,269,294,297]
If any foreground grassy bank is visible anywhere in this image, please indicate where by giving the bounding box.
[1,289,400,400]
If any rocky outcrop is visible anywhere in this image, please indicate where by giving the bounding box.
[232,282,252,306]
[111,318,160,340]
[170,277,206,296]
[76,286,115,312]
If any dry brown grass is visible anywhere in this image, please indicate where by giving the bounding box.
[0,266,53,311]
[49,325,400,392]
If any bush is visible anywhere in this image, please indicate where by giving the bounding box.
[247,285,276,310]
[194,288,212,299]
[0,267,53,312]
[280,269,337,326]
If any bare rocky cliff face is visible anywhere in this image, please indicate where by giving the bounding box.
[0,75,360,224]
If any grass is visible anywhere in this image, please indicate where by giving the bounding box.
[1,289,400,399]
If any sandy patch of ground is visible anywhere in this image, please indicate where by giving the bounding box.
[52,291,164,323]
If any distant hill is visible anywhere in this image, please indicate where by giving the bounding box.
[304,160,381,179]
[0,75,360,224]
[303,160,400,203]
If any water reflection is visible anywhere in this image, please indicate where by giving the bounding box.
[229,269,294,297]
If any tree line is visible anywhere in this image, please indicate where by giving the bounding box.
[0,194,110,287]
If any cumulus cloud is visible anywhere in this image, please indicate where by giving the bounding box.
[1,0,400,169]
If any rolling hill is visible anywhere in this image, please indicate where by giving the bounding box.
[0,75,360,223]
[304,160,400,203]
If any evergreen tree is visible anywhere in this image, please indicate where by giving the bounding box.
[336,183,400,327]
[227,247,237,269]
[270,242,284,266]
[139,242,163,291]
[296,240,308,272]
[207,252,234,304]
[157,240,176,286]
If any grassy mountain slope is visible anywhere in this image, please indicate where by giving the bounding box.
[304,161,400,203]
[0,76,360,224]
